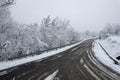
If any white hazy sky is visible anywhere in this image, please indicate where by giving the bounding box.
[10,0,120,32]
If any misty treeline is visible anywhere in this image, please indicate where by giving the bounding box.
[100,24,120,39]
[0,0,82,60]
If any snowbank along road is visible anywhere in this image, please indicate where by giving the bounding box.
[0,39,120,80]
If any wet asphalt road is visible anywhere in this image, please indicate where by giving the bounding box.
[0,39,120,80]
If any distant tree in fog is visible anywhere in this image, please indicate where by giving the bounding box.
[100,24,120,39]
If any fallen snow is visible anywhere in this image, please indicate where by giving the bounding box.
[0,41,81,71]
[93,40,120,73]
[45,70,59,80]
[98,36,120,61]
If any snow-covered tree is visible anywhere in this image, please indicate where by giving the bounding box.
[0,4,80,61]
[100,24,120,39]
[40,16,80,48]
[0,0,16,60]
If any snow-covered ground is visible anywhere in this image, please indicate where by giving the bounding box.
[0,41,82,71]
[98,36,120,61]
[93,36,120,73]
[45,70,59,80]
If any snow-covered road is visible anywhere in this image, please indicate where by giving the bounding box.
[0,39,120,80]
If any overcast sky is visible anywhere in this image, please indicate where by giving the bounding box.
[10,0,120,32]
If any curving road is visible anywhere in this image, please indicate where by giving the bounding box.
[0,39,120,80]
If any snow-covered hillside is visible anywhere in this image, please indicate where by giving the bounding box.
[98,36,120,61]
[93,36,120,73]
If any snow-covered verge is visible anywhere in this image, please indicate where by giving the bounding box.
[93,36,120,73]
[0,41,82,71]
[98,36,120,61]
